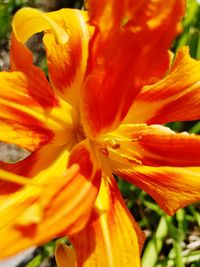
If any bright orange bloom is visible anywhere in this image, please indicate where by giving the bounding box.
[0,0,200,266]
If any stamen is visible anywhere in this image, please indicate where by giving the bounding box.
[0,169,37,186]
[0,164,79,187]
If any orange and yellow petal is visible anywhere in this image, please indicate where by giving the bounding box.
[99,124,200,167]
[68,139,102,198]
[81,0,185,138]
[68,176,144,267]
[124,47,200,124]
[0,143,72,195]
[10,33,33,71]
[0,164,79,258]
[0,69,78,151]
[116,166,200,215]
[55,243,76,267]
[10,7,67,71]
[96,124,200,215]
[0,141,101,258]
[44,9,91,108]
[12,7,91,109]
[12,7,68,45]
[0,144,70,229]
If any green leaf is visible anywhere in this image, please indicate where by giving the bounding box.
[142,216,168,267]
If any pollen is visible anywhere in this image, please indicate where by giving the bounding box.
[104,139,121,149]
[110,140,120,149]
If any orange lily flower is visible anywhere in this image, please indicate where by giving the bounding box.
[0,0,200,266]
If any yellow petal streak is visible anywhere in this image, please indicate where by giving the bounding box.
[0,169,36,186]
[95,178,114,267]
[124,47,200,124]
[0,147,71,228]
[70,176,143,267]
[12,7,68,44]
[16,202,43,225]
[0,140,101,258]
[44,10,91,108]
[0,71,78,150]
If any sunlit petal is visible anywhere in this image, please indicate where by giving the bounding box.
[0,70,78,151]
[82,0,185,138]
[10,7,67,73]
[96,124,200,215]
[10,33,33,71]
[97,124,200,167]
[12,7,68,44]
[12,8,91,109]
[0,140,101,258]
[69,176,144,267]
[0,144,72,195]
[44,9,91,108]
[116,166,200,215]
[124,47,200,124]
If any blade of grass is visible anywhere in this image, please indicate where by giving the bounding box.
[142,216,168,267]
[175,0,200,51]
[189,121,200,134]
[166,215,185,267]
[188,205,200,226]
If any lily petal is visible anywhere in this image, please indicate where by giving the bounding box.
[55,243,76,267]
[124,47,200,124]
[115,166,200,215]
[10,7,67,72]
[0,70,78,151]
[97,124,200,215]
[69,176,144,267]
[0,141,101,258]
[12,7,91,108]
[68,139,102,197]
[44,9,91,108]
[10,33,33,71]
[12,7,68,45]
[0,164,78,258]
[82,0,185,138]
[0,144,72,195]
[98,124,200,167]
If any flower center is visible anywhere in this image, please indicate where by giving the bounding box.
[95,133,142,167]
[76,124,86,143]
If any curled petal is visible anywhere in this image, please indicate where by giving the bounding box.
[124,47,200,124]
[82,0,185,138]
[69,176,144,267]
[0,70,78,151]
[12,7,68,44]
[12,8,91,108]
[115,166,200,215]
[10,7,67,72]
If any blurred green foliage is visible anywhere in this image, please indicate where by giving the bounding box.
[0,0,84,42]
[175,0,200,58]
[0,0,25,40]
